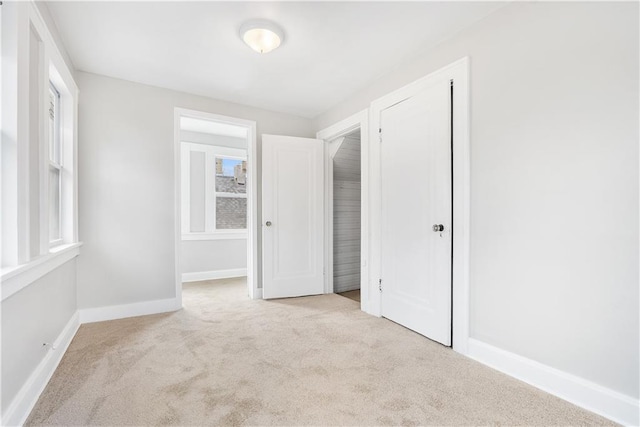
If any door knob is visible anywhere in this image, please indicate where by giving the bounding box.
[432,224,444,232]
[265,221,272,227]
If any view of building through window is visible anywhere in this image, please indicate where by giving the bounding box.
[215,157,247,229]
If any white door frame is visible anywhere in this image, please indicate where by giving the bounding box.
[316,110,370,313]
[370,57,470,354]
[173,108,259,305]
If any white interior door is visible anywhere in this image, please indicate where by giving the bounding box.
[262,134,324,299]
[380,78,452,345]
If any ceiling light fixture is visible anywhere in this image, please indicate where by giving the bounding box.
[240,20,284,54]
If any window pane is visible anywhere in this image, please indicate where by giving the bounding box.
[49,167,61,241]
[49,85,60,164]
[215,158,246,194]
[216,197,247,229]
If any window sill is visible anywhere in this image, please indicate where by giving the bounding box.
[1,242,83,302]
[182,233,247,241]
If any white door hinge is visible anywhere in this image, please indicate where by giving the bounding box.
[378,279,382,292]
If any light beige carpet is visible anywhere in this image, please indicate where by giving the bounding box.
[337,289,360,303]
[26,278,612,426]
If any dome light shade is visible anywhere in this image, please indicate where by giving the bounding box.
[240,20,284,54]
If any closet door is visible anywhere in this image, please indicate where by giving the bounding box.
[380,77,452,345]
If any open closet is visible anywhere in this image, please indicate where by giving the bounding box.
[330,129,361,302]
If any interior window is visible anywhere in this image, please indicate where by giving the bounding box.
[180,142,248,237]
[215,157,247,229]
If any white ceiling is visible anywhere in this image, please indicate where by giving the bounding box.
[46,2,504,118]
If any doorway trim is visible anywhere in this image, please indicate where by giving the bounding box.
[317,110,370,313]
[369,57,470,354]
[173,108,259,306]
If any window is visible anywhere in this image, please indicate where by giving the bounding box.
[1,1,79,292]
[48,83,62,245]
[181,143,248,239]
[215,158,247,230]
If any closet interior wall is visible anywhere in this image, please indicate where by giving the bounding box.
[333,132,361,293]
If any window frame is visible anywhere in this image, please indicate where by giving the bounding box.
[48,81,64,247]
[181,142,248,240]
[47,60,78,250]
[213,155,248,232]
[1,2,80,300]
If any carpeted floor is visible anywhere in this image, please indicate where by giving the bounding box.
[337,289,360,303]
[26,277,612,426]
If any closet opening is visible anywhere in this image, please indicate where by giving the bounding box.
[329,129,362,303]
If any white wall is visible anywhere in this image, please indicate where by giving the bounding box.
[181,240,246,275]
[1,260,78,415]
[314,2,639,400]
[180,130,246,149]
[77,72,313,309]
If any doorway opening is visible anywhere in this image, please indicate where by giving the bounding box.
[329,129,362,303]
[174,108,258,307]
[317,110,370,313]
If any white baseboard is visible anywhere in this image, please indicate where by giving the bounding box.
[79,297,181,324]
[181,268,247,283]
[3,298,181,425]
[467,338,639,426]
[2,312,80,427]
